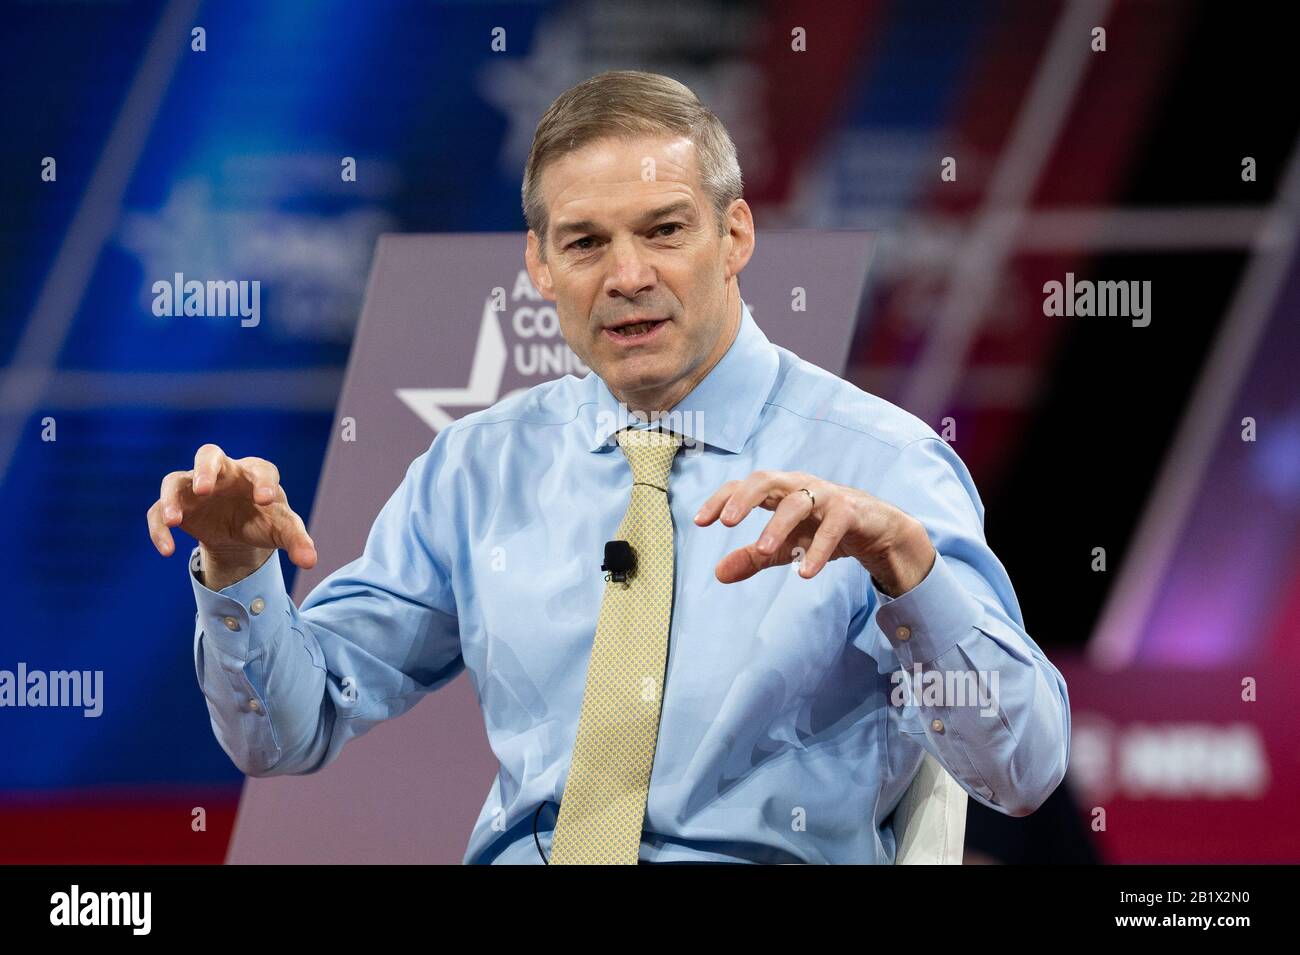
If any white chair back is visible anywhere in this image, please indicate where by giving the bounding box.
[892,752,968,864]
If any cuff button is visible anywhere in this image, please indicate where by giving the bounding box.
[894,625,912,642]
[222,616,240,631]
[930,719,945,734]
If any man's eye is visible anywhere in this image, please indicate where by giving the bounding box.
[567,237,595,252]
[654,223,682,238]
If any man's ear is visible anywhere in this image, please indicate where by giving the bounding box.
[722,199,756,281]
[525,231,555,300]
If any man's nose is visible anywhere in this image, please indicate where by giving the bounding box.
[602,235,657,300]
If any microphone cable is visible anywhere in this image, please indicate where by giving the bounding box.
[533,802,549,864]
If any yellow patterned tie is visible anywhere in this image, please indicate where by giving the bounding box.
[549,426,685,864]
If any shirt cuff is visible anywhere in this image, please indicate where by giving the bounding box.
[873,551,982,665]
[189,546,290,662]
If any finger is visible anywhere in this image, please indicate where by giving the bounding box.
[236,456,282,505]
[158,471,193,523]
[754,488,816,555]
[192,443,227,495]
[716,470,798,527]
[693,479,743,526]
[287,510,317,569]
[146,500,175,556]
[273,506,317,569]
[714,542,782,584]
[799,504,850,578]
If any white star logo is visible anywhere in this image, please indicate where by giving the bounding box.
[395,297,507,432]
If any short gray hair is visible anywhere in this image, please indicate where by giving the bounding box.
[522,70,743,260]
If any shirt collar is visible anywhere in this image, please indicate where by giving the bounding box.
[585,298,779,454]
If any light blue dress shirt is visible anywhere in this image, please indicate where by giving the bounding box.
[190,299,1070,864]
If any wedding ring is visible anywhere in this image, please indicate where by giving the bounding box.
[797,487,815,509]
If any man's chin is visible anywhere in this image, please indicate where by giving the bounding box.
[602,367,678,409]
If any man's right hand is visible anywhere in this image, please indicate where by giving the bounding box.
[147,443,317,590]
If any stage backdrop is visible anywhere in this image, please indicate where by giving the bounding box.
[224,230,878,863]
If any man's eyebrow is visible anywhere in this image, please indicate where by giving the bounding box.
[552,201,698,239]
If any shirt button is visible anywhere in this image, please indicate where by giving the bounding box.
[222,616,240,631]
[250,598,266,615]
[895,625,912,642]
[930,719,945,734]
[248,699,263,714]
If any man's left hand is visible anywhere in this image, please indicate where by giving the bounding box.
[694,470,936,596]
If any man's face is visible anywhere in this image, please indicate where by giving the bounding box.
[525,133,753,411]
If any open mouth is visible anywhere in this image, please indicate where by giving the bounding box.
[604,318,668,343]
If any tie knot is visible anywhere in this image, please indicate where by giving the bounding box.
[615,427,683,488]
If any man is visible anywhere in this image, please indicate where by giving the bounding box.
[146,70,1070,864]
